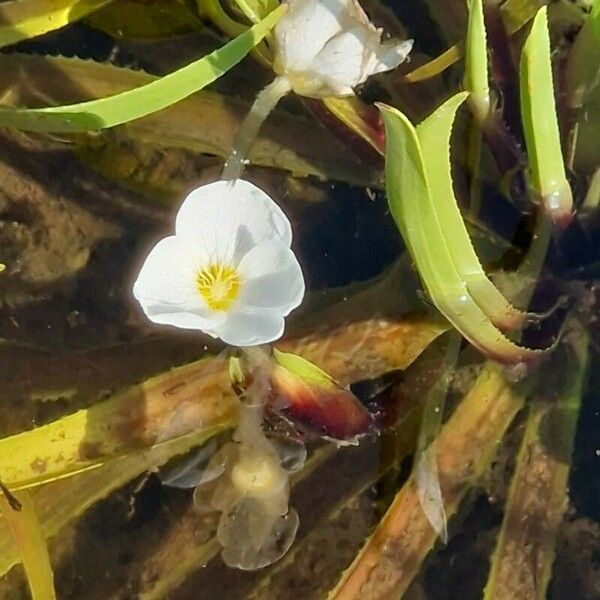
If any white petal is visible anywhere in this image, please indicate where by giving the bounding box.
[214,309,286,346]
[175,180,292,265]
[310,26,375,93]
[366,38,414,76]
[133,236,223,331]
[346,0,371,25]
[274,0,349,72]
[238,240,305,313]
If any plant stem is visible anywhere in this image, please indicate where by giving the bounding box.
[221,75,292,181]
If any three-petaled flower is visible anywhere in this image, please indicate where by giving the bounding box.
[273,0,413,97]
[133,180,305,346]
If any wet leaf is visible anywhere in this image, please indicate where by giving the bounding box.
[0,5,285,132]
[0,423,228,578]
[416,93,529,331]
[484,324,589,600]
[329,363,535,600]
[278,317,448,386]
[566,0,600,110]
[0,357,236,489]
[379,96,545,362]
[0,0,113,48]
[87,0,203,40]
[568,1,600,175]
[464,0,491,123]
[405,0,542,83]
[520,7,573,226]
[0,53,375,185]
[271,351,373,442]
[0,490,55,599]
[414,333,461,545]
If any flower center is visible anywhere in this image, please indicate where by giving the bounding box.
[196,264,241,311]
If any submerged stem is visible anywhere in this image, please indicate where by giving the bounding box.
[222,75,292,181]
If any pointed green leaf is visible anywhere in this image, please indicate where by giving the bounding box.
[416,93,527,330]
[464,0,491,122]
[379,98,544,363]
[232,0,277,23]
[520,7,573,225]
[0,5,285,132]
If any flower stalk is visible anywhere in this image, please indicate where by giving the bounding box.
[221,75,292,181]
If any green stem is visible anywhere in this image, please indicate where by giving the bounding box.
[221,75,292,181]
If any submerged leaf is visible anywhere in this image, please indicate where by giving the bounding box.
[464,0,491,123]
[0,357,236,489]
[566,0,600,110]
[0,5,285,132]
[405,0,541,82]
[329,363,535,600]
[484,325,589,600]
[0,53,375,185]
[271,350,373,442]
[0,422,229,578]
[414,333,461,544]
[379,98,545,363]
[278,317,448,386]
[87,0,203,39]
[415,93,528,331]
[0,0,113,48]
[0,490,56,600]
[520,7,573,226]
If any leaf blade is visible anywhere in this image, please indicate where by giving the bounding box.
[520,7,573,225]
[379,99,543,363]
[0,4,285,132]
[416,92,527,330]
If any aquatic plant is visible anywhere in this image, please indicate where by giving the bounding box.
[0,0,598,598]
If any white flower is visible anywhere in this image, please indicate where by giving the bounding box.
[133,180,305,346]
[273,0,413,98]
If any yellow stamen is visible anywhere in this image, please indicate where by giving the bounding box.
[196,264,241,311]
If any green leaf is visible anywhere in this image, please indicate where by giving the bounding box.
[520,7,573,225]
[87,0,203,40]
[0,0,114,48]
[566,0,600,108]
[0,357,236,490]
[0,4,285,132]
[232,0,277,23]
[379,97,544,363]
[464,0,490,122]
[273,349,336,390]
[406,0,541,83]
[415,93,527,331]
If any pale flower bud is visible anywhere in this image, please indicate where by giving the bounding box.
[273,0,413,98]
